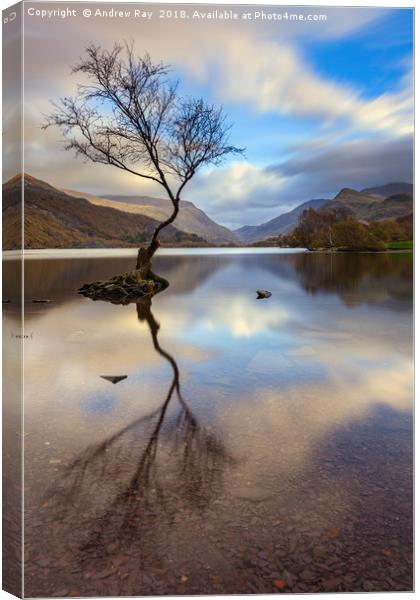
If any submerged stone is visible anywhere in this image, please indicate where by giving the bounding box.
[256,289,272,299]
[100,375,128,384]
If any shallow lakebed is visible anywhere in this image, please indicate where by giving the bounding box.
[3,248,413,596]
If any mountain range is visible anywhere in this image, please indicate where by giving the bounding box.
[2,174,241,250]
[61,188,238,246]
[323,187,413,222]
[235,198,327,244]
[235,182,413,243]
[2,175,210,250]
[2,175,413,250]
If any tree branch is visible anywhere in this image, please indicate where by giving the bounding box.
[44,42,245,258]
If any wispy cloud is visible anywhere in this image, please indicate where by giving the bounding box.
[201,32,413,138]
[16,5,413,229]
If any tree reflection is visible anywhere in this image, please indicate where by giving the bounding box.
[45,297,232,559]
[291,252,413,306]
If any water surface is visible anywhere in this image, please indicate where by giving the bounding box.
[3,249,413,596]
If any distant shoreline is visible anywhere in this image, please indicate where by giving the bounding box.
[3,247,309,260]
[2,246,412,261]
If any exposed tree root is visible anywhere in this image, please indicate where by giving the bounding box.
[78,241,168,304]
[78,270,168,304]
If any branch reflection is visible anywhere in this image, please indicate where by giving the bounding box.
[45,297,233,560]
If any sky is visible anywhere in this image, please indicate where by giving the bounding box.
[14,2,414,229]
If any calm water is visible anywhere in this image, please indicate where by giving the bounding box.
[3,249,413,596]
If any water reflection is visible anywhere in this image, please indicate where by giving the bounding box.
[45,296,232,564]
[290,252,412,307]
[11,250,412,596]
[5,250,411,314]
[3,254,227,305]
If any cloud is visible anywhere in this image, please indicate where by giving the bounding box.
[23,10,412,142]
[17,6,413,230]
[193,133,412,228]
[185,133,413,228]
[22,7,410,139]
[220,353,412,487]
[203,296,290,338]
[208,33,413,138]
[269,134,413,197]
[190,161,285,207]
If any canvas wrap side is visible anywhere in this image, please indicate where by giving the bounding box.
[2,2,24,597]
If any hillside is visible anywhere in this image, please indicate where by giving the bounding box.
[2,174,209,250]
[61,188,239,246]
[235,198,327,244]
[324,187,413,221]
[323,188,384,221]
[236,182,413,244]
[368,194,413,221]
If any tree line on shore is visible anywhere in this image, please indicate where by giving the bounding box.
[253,207,413,251]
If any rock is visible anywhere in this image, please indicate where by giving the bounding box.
[288,534,299,553]
[92,569,114,580]
[300,568,316,582]
[37,558,52,567]
[103,284,127,296]
[256,290,272,299]
[77,269,168,304]
[77,283,92,292]
[322,577,341,591]
[100,375,127,385]
[233,485,273,502]
[363,581,377,592]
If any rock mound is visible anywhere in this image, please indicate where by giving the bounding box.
[78,270,168,304]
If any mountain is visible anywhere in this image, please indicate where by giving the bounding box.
[361,182,413,197]
[324,186,413,222]
[61,189,239,246]
[323,188,384,221]
[235,198,328,244]
[236,181,413,244]
[2,174,209,250]
[368,194,413,221]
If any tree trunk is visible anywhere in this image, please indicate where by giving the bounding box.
[136,238,160,277]
[134,195,178,282]
[135,196,179,277]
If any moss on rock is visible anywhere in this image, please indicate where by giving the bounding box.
[78,269,169,304]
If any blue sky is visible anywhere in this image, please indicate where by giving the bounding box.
[305,11,413,96]
[23,4,414,229]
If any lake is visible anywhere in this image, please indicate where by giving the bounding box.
[3,249,413,596]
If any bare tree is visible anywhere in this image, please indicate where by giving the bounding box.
[44,43,244,278]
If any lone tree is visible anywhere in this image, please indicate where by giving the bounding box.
[44,43,243,297]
